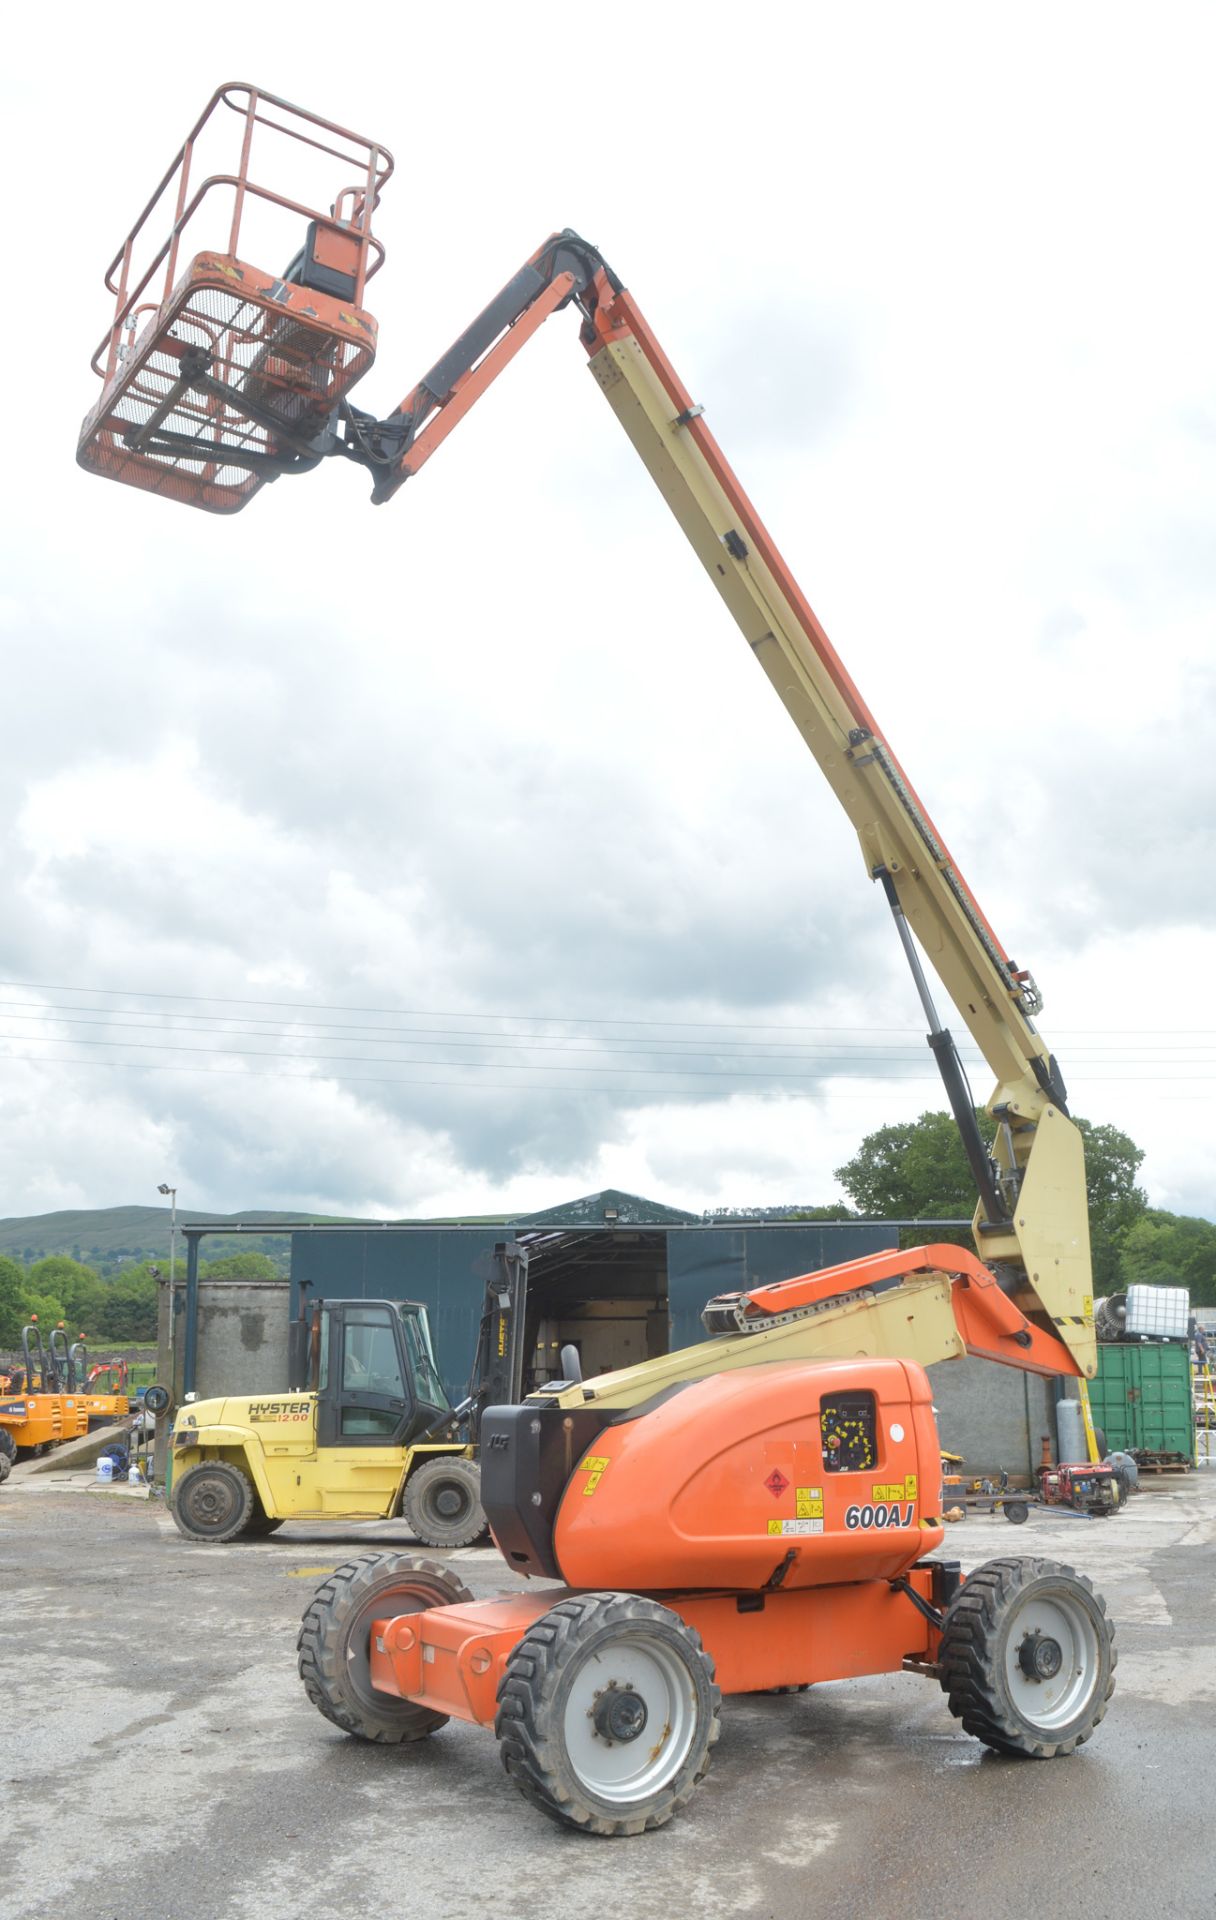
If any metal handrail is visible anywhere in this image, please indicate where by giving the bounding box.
[91,82,394,386]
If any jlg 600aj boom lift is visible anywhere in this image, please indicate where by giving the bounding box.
[79,86,1114,1836]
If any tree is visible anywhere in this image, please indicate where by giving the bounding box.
[834,1107,1149,1275]
[27,1256,104,1329]
[1072,1119,1147,1291]
[835,1109,991,1228]
[0,1255,24,1348]
[1119,1213,1216,1308]
[92,1264,159,1343]
[199,1252,280,1282]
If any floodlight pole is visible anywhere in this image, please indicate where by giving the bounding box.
[155,1182,177,1489]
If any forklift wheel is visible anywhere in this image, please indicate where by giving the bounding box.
[298,1553,474,1743]
[496,1592,721,1836]
[170,1461,258,1542]
[0,1448,10,1486]
[403,1457,487,1549]
[244,1511,286,1536]
[0,1429,15,1465]
[938,1556,1116,1758]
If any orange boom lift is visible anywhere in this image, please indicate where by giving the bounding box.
[80,86,1116,1836]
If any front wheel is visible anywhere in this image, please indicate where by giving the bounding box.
[938,1556,1116,1758]
[170,1461,257,1542]
[298,1553,473,1743]
[496,1592,721,1836]
[402,1456,487,1548]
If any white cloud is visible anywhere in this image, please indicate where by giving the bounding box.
[1,6,1214,1227]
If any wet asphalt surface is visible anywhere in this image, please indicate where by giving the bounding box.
[3,1468,1213,1920]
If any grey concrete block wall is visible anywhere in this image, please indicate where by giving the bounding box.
[927,1355,1058,1482]
[191,1279,290,1400]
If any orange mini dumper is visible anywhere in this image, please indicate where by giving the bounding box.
[297,1256,1117,1837]
[0,1322,88,1459]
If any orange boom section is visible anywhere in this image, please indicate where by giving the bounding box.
[77,84,391,514]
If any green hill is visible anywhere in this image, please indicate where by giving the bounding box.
[0,1205,359,1275]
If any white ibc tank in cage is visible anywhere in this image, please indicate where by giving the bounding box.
[1124,1284,1189,1340]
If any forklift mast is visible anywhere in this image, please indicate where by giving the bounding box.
[465,1242,530,1434]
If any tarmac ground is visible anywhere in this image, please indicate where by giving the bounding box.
[3,1462,1213,1920]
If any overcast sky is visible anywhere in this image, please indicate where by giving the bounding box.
[3,6,1215,1225]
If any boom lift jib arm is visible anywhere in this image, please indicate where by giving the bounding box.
[332,231,1093,1379]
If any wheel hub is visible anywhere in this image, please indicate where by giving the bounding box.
[1018,1630,1064,1681]
[433,1486,464,1518]
[591,1683,648,1745]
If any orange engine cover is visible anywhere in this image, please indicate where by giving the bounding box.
[551,1356,944,1591]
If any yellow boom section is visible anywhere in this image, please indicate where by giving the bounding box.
[583,297,1094,1377]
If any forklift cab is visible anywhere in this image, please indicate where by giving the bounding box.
[290,1299,453,1451]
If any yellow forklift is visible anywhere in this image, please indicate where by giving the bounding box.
[169,1245,540,1546]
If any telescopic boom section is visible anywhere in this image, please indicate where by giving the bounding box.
[358,231,1094,1378]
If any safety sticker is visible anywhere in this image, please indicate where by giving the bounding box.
[580,1455,610,1496]
[796,1491,824,1519]
[767,1518,824,1536]
[872,1483,905,1503]
[763,1469,790,1498]
[904,1474,918,1499]
[1083,1294,1094,1322]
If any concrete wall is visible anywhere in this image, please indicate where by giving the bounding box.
[189,1278,290,1400]
[928,1355,1058,1482]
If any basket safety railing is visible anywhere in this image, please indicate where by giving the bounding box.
[89,83,394,390]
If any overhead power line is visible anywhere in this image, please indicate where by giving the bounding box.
[3,977,1213,1041]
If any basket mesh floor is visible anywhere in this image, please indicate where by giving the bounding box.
[80,262,375,513]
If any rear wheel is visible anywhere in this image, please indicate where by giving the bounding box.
[245,1510,285,1536]
[496,1592,720,1836]
[402,1456,487,1548]
[938,1556,1116,1758]
[170,1461,257,1542]
[298,1553,473,1743]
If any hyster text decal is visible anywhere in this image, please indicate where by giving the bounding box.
[248,1401,310,1422]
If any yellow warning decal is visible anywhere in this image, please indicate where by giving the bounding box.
[905,1474,918,1500]
[872,1483,904,1503]
[767,1518,824,1537]
[796,1495,824,1519]
[1083,1294,1094,1323]
[580,1454,610,1496]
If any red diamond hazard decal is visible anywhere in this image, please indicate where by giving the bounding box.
[763,1469,790,1498]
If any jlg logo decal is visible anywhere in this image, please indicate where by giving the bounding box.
[845,1502,915,1530]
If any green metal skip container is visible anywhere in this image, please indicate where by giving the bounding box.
[1089,1341,1196,1465]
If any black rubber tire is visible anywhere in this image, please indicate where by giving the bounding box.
[402,1456,487,1549]
[0,1448,10,1486]
[297,1552,473,1744]
[170,1461,258,1542]
[1003,1500,1030,1525]
[938,1556,1116,1758]
[0,1429,16,1466]
[1092,1427,1107,1460]
[1111,1466,1134,1504]
[495,1592,721,1836]
[245,1511,286,1536]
